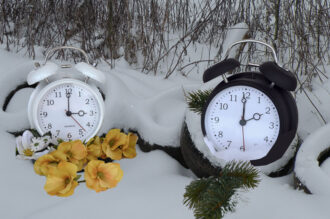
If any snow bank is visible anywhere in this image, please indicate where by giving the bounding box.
[294,123,330,195]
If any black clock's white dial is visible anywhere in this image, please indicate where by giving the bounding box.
[204,85,280,161]
[36,81,103,142]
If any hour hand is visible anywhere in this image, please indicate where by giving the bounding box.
[246,113,263,122]
[71,110,87,117]
[66,92,71,112]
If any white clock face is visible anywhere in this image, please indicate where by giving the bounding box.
[34,80,103,142]
[204,85,280,161]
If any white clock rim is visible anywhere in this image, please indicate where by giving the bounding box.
[30,78,105,142]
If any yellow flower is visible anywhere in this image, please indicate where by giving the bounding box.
[44,161,79,197]
[122,133,138,159]
[102,129,127,160]
[86,136,105,161]
[34,151,66,176]
[57,140,87,171]
[85,160,123,193]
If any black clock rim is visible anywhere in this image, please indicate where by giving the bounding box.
[201,72,298,166]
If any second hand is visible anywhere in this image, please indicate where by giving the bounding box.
[241,126,245,152]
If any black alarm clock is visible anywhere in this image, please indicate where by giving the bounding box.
[201,40,298,166]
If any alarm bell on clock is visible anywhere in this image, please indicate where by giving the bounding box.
[27,46,106,142]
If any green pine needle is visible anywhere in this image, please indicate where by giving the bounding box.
[186,89,212,114]
[222,161,260,189]
[183,161,260,219]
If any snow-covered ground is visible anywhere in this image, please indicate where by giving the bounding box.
[0,38,329,219]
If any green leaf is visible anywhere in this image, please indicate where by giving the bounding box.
[74,175,82,181]
[29,129,41,137]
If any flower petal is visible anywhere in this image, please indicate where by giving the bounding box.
[99,163,123,188]
[57,142,72,154]
[22,130,34,148]
[44,175,66,195]
[58,180,78,197]
[58,161,78,177]
[108,148,123,160]
[123,133,137,158]
[71,140,87,160]
[111,133,127,150]
[123,146,136,159]
[105,129,121,141]
[15,136,24,154]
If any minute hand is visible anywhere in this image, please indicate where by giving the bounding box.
[239,94,248,126]
[241,94,247,120]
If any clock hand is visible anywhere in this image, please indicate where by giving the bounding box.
[66,91,71,114]
[241,126,246,152]
[71,110,87,117]
[246,113,263,122]
[65,110,86,131]
[239,94,247,126]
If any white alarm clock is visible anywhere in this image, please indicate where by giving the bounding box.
[27,46,106,142]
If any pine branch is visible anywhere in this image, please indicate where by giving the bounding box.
[222,161,260,189]
[183,177,214,209]
[183,161,260,219]
[186,89,212,114]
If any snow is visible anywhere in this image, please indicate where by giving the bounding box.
[294,123,330,195]
[321,159,330,176]
[0,27,330,219]
[224,174,330,219]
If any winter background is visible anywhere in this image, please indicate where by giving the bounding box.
[0,1,329,219]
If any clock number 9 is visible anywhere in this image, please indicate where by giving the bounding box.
[42,112,48,117]
[213,117,220,123]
